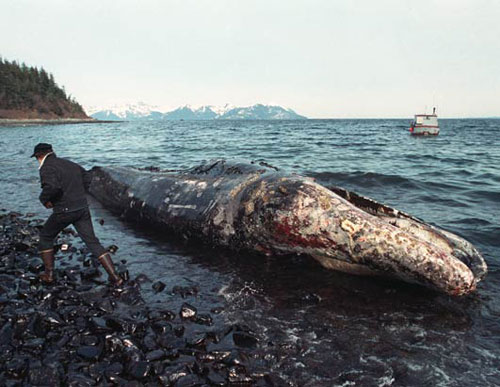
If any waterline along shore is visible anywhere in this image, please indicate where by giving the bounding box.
[0,119,121,127]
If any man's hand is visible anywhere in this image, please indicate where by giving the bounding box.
[44,201,54,209]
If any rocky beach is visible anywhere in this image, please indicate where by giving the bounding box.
[0,210,283,386]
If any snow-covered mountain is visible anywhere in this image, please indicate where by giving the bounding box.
[85,101,163,121]
[201,104,234,116]
[87,103,307,121]
[163,105,217,120]
[219,104,305,120]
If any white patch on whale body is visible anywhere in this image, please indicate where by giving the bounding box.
[213,207,224,225]
[180,179,199,186]
[202,199,218,215]
[169,204,197,210]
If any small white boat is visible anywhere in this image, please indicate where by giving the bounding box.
[410,107,439,135]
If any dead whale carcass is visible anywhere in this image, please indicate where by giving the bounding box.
[89,160,487,296]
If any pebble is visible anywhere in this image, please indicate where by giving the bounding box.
[145,349,165,361]
[77,345,102,360]
[127,360,151,379]
[152,280,166,293]
[180,303,197,319]
[0,211,274,385]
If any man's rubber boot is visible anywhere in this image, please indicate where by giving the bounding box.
[98,253,124,286]
[39,249,55,284]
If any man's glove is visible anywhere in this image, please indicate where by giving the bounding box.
[44,201,54,209]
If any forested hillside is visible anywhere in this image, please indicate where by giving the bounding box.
[0,58,89,119]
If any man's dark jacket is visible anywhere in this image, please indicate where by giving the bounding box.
[39,153,91,213]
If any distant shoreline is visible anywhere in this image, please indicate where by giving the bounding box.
[0,118,122,127]
[1,117,497,127]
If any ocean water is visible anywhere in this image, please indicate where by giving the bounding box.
[1,119,499,385]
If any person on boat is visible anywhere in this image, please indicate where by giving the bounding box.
[31,143,123,286]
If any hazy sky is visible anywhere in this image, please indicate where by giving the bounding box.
[1,0,499,118]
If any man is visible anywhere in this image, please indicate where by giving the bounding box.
[32,143,123,286]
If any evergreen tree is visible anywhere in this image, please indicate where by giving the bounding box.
[0,57,88,118]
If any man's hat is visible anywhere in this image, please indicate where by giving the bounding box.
[30,143,53,158]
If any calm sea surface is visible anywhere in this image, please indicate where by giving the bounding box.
[1,119,499,385]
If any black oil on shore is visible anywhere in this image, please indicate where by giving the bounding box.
[0,211,275,385]
[1,119,499,385]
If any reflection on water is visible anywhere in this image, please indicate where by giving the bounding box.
[1,119,499,385]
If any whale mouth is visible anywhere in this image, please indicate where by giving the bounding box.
[328,185,487,285]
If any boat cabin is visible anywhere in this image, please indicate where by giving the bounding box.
[410,107,440,135]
